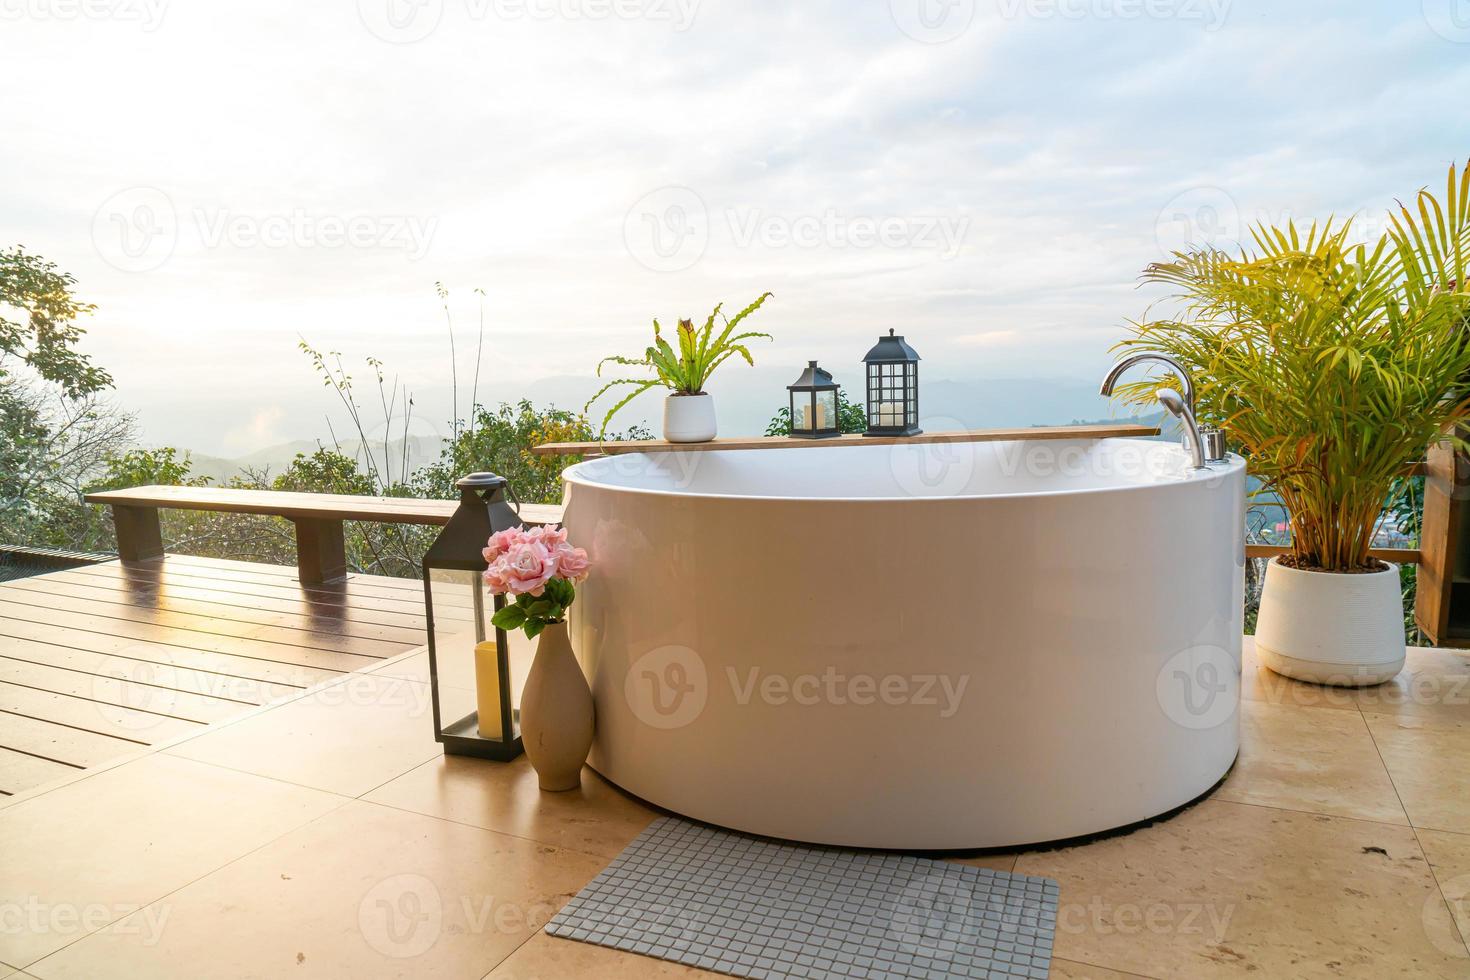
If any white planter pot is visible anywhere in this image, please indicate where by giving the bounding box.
[663,392,717,443]
[1254,558,1405,686]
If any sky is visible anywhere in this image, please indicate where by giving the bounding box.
[3,0,1469,457]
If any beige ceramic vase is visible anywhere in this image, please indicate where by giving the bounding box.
[519,620,595,791]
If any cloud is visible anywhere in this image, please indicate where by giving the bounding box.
[954,329,1022,347]
[0,0,1464,453]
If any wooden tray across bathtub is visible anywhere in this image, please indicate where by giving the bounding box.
[532,423,1161,456]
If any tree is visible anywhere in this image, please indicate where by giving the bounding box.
[415,400,650,504]
[0,246,110,396]
[88,446,203,492]
[0,247,131,550]
[0,384,132,549]
[271,448,375,496]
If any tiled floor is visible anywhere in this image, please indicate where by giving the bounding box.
[0,637,1466,978]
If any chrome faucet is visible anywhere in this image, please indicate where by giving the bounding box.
[1099,353,1195,415]
[1099,353,1226,464]
[1155,388,1207,469]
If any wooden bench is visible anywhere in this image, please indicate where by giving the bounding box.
[83,486,565,585]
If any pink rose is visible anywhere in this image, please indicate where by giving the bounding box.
[482,560,511,593]
[555,544,591,583]
[498,540,557,596]
[526,524,568,550]
[481,524,589,593]
[483,526,525,562]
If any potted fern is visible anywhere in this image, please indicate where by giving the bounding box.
[587,292,773,442]
[1111,160,1470,685]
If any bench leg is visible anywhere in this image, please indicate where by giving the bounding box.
[112,505,164,562]
[294,518,347,585]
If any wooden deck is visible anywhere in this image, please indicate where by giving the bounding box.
[0,554,447,798]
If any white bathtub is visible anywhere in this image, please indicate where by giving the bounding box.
[561,437,1245,849]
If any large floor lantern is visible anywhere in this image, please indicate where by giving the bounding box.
[862,329,922,437]
[421,472,524,760]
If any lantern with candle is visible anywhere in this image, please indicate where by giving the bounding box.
[786,360,841,438]
[420,472,524,760]
[862,329,921,437]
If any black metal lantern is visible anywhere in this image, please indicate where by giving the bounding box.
[862,329,921,437]
[787,360,841,439]
[421,472,523,761]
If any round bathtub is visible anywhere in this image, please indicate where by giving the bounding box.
[561,437,1245,849]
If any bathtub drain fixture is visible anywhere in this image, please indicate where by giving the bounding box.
[546,816,1058,978]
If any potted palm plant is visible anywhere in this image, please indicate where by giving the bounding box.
[1111,161,1470,685]
[587,292,773,442]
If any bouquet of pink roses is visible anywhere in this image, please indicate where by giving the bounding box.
[482,525,591,639]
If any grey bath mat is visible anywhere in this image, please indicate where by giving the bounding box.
[545,817,1058,979]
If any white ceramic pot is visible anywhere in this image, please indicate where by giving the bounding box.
[519,621,595,791]
[663,392,716,443]
[1254,558,1405,686]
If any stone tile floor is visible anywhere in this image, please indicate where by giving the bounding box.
[0,638,1465,978]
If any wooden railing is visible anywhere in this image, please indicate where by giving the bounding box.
[1246,455,1428,593]
[1245,544,1423,563]
[1244,442,1470,648]
[1413,439,1466,646]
